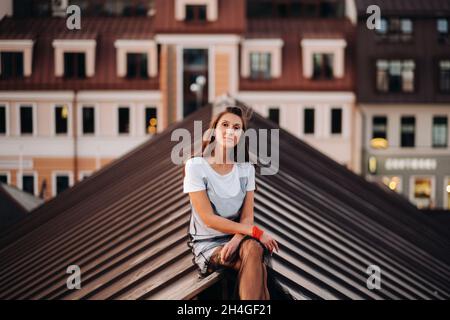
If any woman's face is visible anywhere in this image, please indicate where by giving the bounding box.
[215,112,243,149]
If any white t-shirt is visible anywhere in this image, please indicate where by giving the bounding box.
[183,156,255,196]
[182,156,256,275]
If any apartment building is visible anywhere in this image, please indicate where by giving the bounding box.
[356,0,450,209]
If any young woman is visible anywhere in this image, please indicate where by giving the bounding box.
[183,105,288,300]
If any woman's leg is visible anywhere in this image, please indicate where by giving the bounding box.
[208,240,270,300]
[235,239,270,300]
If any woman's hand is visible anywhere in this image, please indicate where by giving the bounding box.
[220,234,243,263]
[259,232,280,255]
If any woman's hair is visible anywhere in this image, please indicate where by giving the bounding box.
[182,104,255,179]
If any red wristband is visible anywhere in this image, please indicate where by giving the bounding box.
[252,225,264,241]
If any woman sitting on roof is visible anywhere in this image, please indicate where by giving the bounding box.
[183,104,292,300]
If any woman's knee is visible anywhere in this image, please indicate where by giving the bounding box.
[240,239,264,259]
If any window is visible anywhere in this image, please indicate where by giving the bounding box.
[376,18,413,42]
[145,107,157,134]
[0,173,8,184]
[376,60,415,93]
[118,106,130,134]
[126,53,148,79]
[64,52,86,78]
[304,108,315,134]
[55,174,70,195]
[312,53,333,80]
[372,116,387,140]
[22,174,35,195]
[439,60,450,93]
[55,105,68,134]
[82,106,95,134]
[176,0,217,21]
[0,105,6,134]
[268,108,279,125]
[331,108,342,134]
[437,18,449,43]
[412,177,434,209]
[250,52,271,79]
[400,116,415,147]
[20,105,33,134]
[186,5,207,21]
[0,52,24,78]
[432,116,448,148]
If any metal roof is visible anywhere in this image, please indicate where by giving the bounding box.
[0,104,449,300]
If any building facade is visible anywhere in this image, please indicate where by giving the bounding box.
[0,0,359,201]
[356,0,450,209]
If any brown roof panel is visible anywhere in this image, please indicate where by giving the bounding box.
[0,104,449,300]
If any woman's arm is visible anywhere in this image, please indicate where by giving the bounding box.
[233,191,254,240]
[188,190,254,236]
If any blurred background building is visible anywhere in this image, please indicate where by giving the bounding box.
[355,0,450,210]
[0,0,448,211]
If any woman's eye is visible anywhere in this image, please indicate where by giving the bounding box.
[222,123,228,127]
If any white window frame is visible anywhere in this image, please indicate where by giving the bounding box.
[0,39,34,77]
[175,0,218,21]
[329,106,343,136]
[0,171,11,184]
[17,171,38,196]
[142,105,159,135]
[51,171,74,197]
[16,102,37,136]
[52,103,72,136]
[115,104,134,136]
[114,40,158,78]
[409,175,436,209]
[52,39,96,77]
[301,106,316,137]
[300,39,347,79]
[241,39,284,79]
[78,103,100,136]
[0,102,10,136]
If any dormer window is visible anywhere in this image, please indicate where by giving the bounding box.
[0,40,34,78]
[312,53,333,80]
[241,39,284,80]
[175,0,218,22]
[114,40,157,78]
[250,52,271,79]
[301,39,346,80]
[64,52,86,78]
[186,5,207,22]
[52,39,96,78]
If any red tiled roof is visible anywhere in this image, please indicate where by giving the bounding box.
[0,104,449,300]
[0,17,159,90]
[240,18,355,91]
